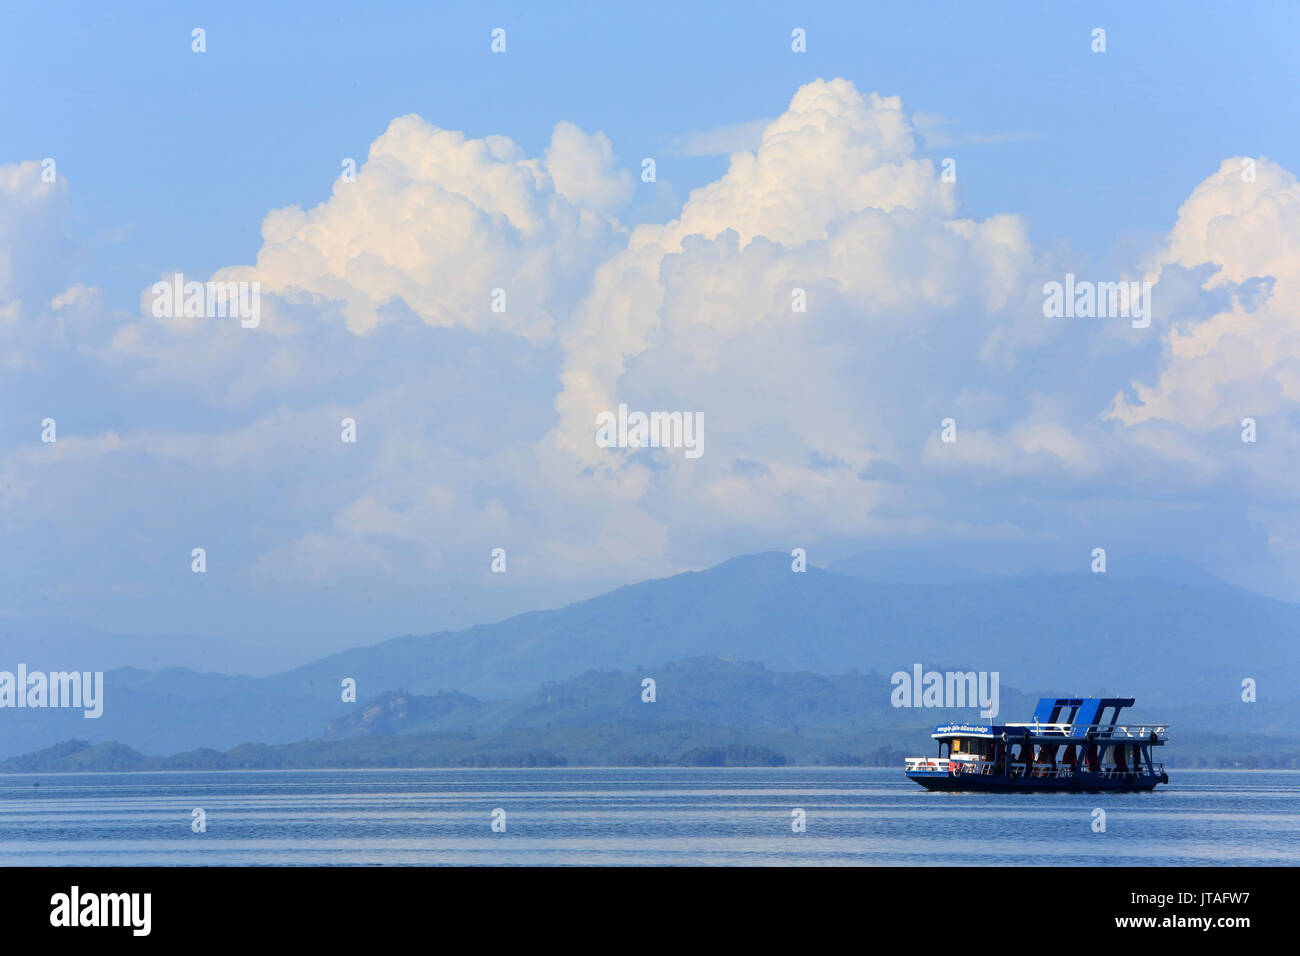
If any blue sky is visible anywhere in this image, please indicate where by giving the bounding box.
[2,2,1299,657]
[6,1,1296,306]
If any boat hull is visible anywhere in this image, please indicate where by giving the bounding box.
[906,770,1165,793]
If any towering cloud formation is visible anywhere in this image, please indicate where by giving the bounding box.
[545,79,1035,556]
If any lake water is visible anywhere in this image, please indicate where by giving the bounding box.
[1,767,1296,866]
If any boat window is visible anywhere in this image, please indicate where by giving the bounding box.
[951,738,963,754]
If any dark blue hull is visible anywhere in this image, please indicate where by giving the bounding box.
[907,770,1166,793]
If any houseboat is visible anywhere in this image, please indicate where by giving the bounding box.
[904,697,1169,792]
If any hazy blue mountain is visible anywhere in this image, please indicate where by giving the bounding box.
[321,658,1038,740]
[1,551,1294,758]
[277,552,1295,705]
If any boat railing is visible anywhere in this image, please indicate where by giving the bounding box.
[905,757,947,772]
[1003,721,1168,740]
[907,756,1166,778]
[1006,763,1163,779]
[905,756,984,773]
[908,755,1168,777]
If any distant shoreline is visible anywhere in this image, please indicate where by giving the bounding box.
[4,735,1295,774]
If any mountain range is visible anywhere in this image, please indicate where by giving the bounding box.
[1,550,1295,762]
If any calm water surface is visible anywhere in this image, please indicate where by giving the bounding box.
[0,768,1296,865]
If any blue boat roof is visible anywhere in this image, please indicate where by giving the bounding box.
[1030,697,1135,726]
[931,698,1142,737]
